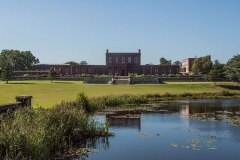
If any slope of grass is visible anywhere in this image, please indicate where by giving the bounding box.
[0,80,237,108]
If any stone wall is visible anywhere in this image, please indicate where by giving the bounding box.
[159,77,206,82]
[83,77,112,84]
[130,76,159,84]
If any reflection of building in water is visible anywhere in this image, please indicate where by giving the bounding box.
[106,111,141,131]
[181,104,189,116]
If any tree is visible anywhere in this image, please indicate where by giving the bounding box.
[65,61,79,65]
[173,61,182,67]
[80,61,88,65]
[1,64,13,84]
[48,67,56,82]
[208,60,225,85]
[0,49,39,71]
[192,55,212,75]
[160,57,171,65]
[225,54,240,82]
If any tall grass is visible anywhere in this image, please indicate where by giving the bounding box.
[0,99,110,159]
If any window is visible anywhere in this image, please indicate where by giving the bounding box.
[122,57,125,63]
[155,68,158,75]
[115,57,118,63]
[162,68,165,74]
[95,68,99,74]
[134,67,138,74]
[102,68,105,75]
[169,68,172,74]
[128,67,131,74]
[134,57,138,64]
[128,57,131,63]
[115,67,118,74]
[109,57,112,64]
[82,69,85,74]
[109,67,112,74]
[75,69,78,74]
[88,68,92,74]
[65,68,69,74]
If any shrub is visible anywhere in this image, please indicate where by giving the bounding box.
[0,102,109,159]
[221,89,231,96]
[76,92,90,111]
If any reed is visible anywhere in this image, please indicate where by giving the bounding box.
[0,100,109,159]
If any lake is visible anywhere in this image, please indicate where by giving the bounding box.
[76,99,240,160]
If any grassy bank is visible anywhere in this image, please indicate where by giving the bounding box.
[0,98,110,159]
[0,80,238,108]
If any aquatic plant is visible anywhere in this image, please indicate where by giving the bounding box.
[0,101,110,159]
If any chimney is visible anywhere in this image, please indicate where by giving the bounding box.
[138,49,141,54]
[106,49,108,54]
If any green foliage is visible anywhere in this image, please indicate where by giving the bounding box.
[192,55,212,75]
[173,60,182,67]
[208,60,225,82]
[0,49,39,71]
[64,61,79,65]
[48,67,56,82]
[0,103,109,159]
[1,63,13,84]
[76,92,90,111]
[82,94,145,111]
[225,54,240,82]
[221,89,231,96]
[160,57,171,65]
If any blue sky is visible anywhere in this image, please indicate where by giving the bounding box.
[0,0,239,65]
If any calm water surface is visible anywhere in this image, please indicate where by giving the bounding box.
[77,99,240,160]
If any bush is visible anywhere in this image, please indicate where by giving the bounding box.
[76,92,90,111]
[0,101,109,159]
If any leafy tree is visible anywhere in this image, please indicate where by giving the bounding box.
[0,49,39,71]
[173,61,182,67]
[80,61,88,65]
[1,64,13,84]
[208,60,225,85]
[48,67,56,82]
[65,61,79,65]
[225,54,240,82]
[160,57,171,65]
[192,55,212,75]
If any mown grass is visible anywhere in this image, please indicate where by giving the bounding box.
[0,80,238,108]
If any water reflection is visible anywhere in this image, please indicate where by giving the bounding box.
[106,111,141,131]
[75,99,240,160]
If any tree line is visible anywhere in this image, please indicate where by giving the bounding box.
[1,49,240,83]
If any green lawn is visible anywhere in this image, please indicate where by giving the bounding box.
[0,80,236,108]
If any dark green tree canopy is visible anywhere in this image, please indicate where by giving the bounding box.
[173,60,182,67]
[160,57,171,65]
[1,63,13,84]
[65,61,79,65]
[0,49,39,71]
[192,55,212,75]
[225,54,240,82]
[208,60,225,82]
[80,61,88,65]
[48,67,56,82]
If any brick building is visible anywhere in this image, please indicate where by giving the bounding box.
[32,49,180,76]
[181,58,196,73]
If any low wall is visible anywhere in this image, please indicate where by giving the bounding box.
[0,95,33,114]
[13,76,85,81]
[83,77,112,84]
[159,77,206,82]
[0,102,22,113]
[130,76,159,84]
